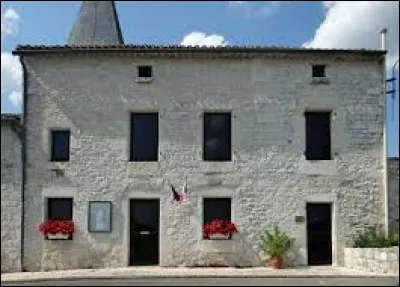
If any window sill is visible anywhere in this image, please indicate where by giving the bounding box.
[199,161,234,173]
[136,77,153,83]
[298,158,339,176]
[47,162,68,170]
[310,77,329,85]
[127,161,160,175]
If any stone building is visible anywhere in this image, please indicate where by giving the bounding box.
[1,114,22,273]
[388,157,399,229]
[1,0,396,272]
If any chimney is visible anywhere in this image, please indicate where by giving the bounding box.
[380,27,387,51]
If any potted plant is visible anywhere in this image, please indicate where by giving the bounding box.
[259,226,295,269]
[203,219,238,240]
[38,219,75,240]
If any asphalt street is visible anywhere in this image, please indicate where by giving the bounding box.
[2,277,399,286]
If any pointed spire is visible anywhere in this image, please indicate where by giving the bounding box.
[68,1,124,46]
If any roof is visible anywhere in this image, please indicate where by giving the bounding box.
[1,113,22,123]
[68,1,124,46]
[1,114,23,138]
[12,44,386,57]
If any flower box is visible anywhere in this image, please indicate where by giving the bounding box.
[209,233,231,240]
[46,233,70,240]
[203,219,238,240]
[38,219,75,240]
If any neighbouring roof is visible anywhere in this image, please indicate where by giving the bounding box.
[1,113,22,124]
[68,1,124,46]
[12,44,386,58]
[1,114,23,138]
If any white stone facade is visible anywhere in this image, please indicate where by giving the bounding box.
[344,247,399,275]
[1,119,22,273]
[388,158,399,229]
[14,51,387,271]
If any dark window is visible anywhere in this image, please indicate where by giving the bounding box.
[312,65,325,78]
[47,198,73,220]
[203,198,232,239]
[130,113,158,161]
[138,66,152,78]
[51,130,70,162]
[203,113,231,161]
[305,111,331,160]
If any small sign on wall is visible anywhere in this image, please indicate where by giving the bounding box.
[88,201,112,233]
[295,215,305,223]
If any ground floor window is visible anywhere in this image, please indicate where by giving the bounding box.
[203,198,232,239]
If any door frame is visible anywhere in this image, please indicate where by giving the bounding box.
[124,193,162,267]
[305,194,337,266]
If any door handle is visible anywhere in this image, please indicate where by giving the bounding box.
[139,231,151,235]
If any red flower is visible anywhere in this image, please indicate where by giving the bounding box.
[38,219,75,236]
[203,219,238,238]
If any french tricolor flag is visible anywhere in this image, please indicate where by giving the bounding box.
[168,180,182,203]
[182,176,188,201]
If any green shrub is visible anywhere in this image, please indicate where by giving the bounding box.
[388,227,399,247]
[353,226,399,248]
[259,226,295,258]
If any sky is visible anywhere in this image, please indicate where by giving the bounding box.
[1,1,399,157]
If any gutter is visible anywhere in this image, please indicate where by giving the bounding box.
[19,56,27,271]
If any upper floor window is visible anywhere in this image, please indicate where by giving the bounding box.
[138,66,152,78]
[203,112,232,161]
[312,65,326,78]
[51,130,70,162]
[305,111,331,160]
[130,113,159,161]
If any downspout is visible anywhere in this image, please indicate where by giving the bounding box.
[380,28,389,235]
[19,55,27,271]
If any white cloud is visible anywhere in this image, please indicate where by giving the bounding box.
[8,91,22,107]
[229,1,245,7]
[303,1,399,69]
[228,1,282,19]
[1,8,20,36]
[180,31,228,47]
[1,52,22,108]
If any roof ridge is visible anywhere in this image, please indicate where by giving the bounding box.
[13,44,384,52]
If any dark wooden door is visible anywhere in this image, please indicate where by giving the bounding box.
[130,199,159,266]
[307,203,332,265]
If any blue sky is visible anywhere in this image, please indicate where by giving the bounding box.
[1,1,399,156]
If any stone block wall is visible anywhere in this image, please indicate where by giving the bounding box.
[344,247,399,274]
[20,51,386,271]
[1,121,22,273]
[388,158,399,229]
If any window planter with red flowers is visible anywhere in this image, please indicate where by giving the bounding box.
[38,219,75,240]
[203,219,238,240]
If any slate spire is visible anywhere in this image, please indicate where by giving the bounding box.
[68,1,124,46]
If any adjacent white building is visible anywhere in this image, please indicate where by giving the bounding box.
[1,1,396,272]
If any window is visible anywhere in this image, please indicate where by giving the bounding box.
[203,113,231,161]
[203,198,232,239]
[47,198,73,220]
[312,65,325,78]
[130,113,159,161]
[138,66,152,78]
[305,111,331,160]
[51,130,70,162]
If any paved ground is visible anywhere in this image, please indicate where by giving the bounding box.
[1,277,399,286]
[2,266,398,286]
